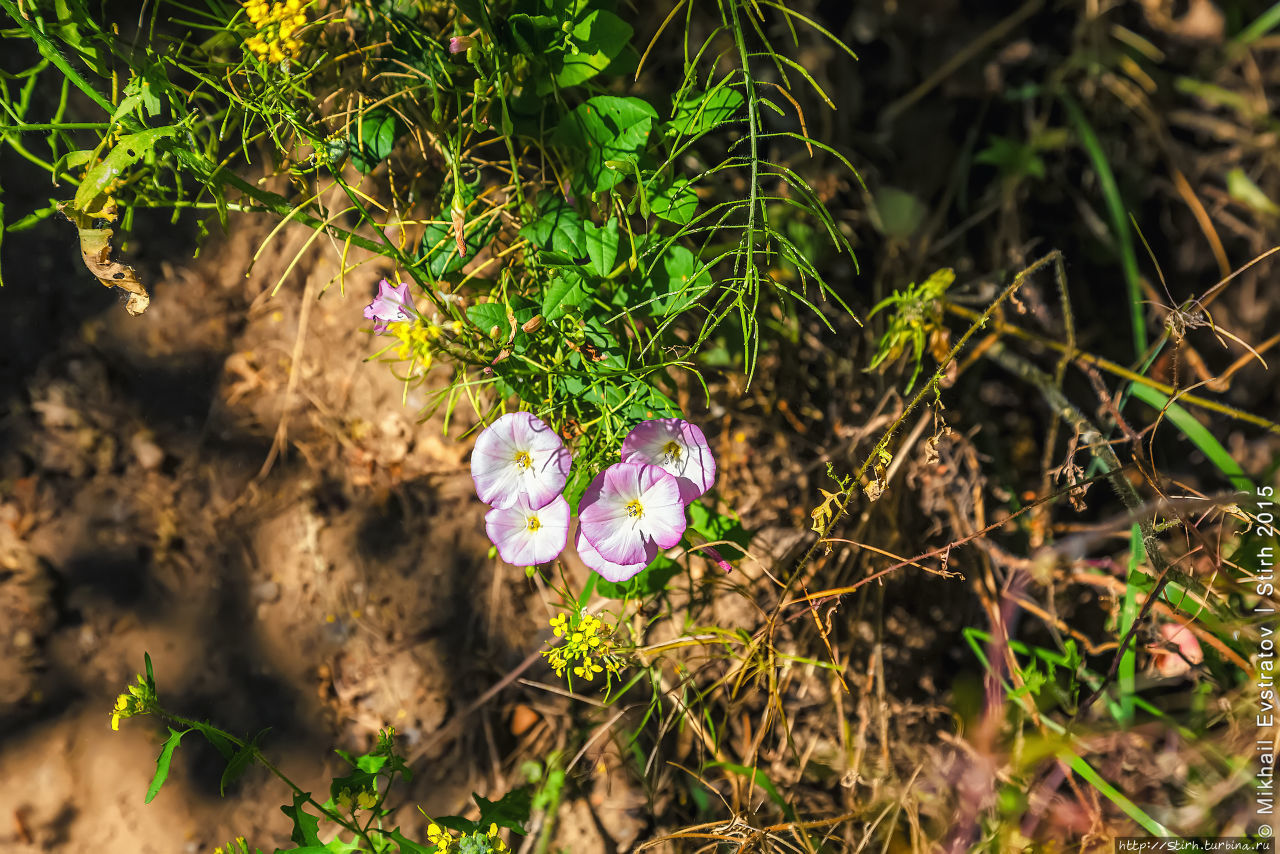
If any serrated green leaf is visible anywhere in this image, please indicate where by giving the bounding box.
[439,813,487,836]
[220,745,254,795]
[355,752,389,774]
[145,727,187,804]
[473,787,533,832]
[583,218,619,276]
[192,721,238,761]
[281,792,323,847]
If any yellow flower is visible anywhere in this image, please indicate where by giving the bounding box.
[426,822,453,852]
[543,611,624,686]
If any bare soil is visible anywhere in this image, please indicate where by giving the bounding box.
[0,212,574,852]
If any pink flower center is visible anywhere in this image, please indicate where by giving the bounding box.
[513,450,533,470]
[625,499,644,519]
[662,440,682,461]
[525,515,542,532]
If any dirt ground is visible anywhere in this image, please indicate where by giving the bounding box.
[0,208,590,851]
[4,1,1280,850]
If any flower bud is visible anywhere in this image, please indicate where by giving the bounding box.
[448,35,476,54]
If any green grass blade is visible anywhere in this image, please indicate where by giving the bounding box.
[1061,749,1172,835]
[1118,524,1143,727]
[1060,94,1145,361]
[1130,383,1255,492]
[1233,3,1280,46]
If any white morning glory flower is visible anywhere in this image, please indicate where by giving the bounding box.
[620,418,715,504]
[484,494,570,566]
[471,412,572,510]
[578,462,686,567]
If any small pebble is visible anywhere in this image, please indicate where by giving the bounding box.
[131,433,165,470]
[252,580,280,603]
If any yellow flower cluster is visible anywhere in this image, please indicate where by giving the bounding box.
[385,318,462,375]
[213,837,249,854]
[425,821,508,853]
[335,786,379,811]
[243,0,308,63]
[109,673,155,730]
[543,612,623,683]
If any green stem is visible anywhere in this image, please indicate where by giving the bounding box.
[0,120,111,131]
[941,301,1280,435]
[157,708,377,850]
[788,252,1067,596]
[726,0,762,383]
[327,169,448,314]
[0,0,429,287]
[982,342,1223,720]
[1060,93,1146,361]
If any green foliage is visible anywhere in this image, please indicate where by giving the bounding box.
[348,109,402,174]
[974,135,1046,182]
[0,0,861,568]
[112,657,524,853]
[865,268,955,393]
[13,0,870,846]
[146,727,186,804]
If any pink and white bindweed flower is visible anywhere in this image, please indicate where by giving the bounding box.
[574,524,649,583]
[620,418,715,504]
[448,35,477,54]
[485,494,570,566]
[578,462,686,567]
[363,279,415,334]
[1151,623,1204,678]
[471,412,572,510]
